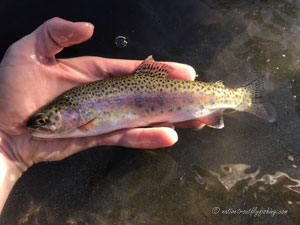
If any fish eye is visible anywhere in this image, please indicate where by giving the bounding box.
[37,119,46,124]
[35,114,49,125]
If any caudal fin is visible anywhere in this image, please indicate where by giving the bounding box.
[242,75,276,122]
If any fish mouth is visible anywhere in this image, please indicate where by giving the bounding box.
[28,126,76,139]
[29,129,57,138]
[28,126,56,138]
[27,125,52,133]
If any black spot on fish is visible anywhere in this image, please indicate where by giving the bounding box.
[54,116,59,121]
[157,94,165,106]
[168,109,173,112]
[177,106,182,111]
[135,97,143,108]
[151,106,155,111]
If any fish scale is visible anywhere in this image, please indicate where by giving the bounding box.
[27,56,276,138]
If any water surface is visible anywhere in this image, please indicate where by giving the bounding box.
[1,0,300,224]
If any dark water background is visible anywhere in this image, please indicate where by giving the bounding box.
[1,0,300,224]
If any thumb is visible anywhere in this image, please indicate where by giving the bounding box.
[34,17,94,58]
[4,17,94,61]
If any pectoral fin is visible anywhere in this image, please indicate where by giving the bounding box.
[134,55,174,78]
[78,118,96,132]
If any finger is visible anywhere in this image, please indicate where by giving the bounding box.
[59,56,196,82]
[51,127,178,160]
[38,17,94,58]
[13,17,94,59]
[98,127,178,148]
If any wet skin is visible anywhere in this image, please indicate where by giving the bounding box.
[0,17,201,213]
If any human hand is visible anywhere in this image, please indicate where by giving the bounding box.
[0,17,205,212]
[0,17,203,172]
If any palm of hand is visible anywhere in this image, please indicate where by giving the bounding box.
[0,18,200,169]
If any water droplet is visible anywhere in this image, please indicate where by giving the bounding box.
[282,54,286,57]
[288,155,294,161]
[266,59,271,63]
[114,35,128,48]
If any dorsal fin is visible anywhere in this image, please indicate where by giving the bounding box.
[145,55,154,61]
[134,55,174,78]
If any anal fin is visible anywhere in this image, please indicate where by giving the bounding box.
[200,111,224,129]
[173,119,206,130]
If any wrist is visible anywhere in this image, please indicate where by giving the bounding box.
[0,131,27,213]
[0,151,24,212]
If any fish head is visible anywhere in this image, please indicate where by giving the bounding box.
[27,107,80,138]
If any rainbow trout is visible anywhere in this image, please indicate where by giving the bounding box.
[27,56,276,138]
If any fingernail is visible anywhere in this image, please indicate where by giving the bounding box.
[186,64,196,81]
[85,22,94,29]
[169,129,178,144]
